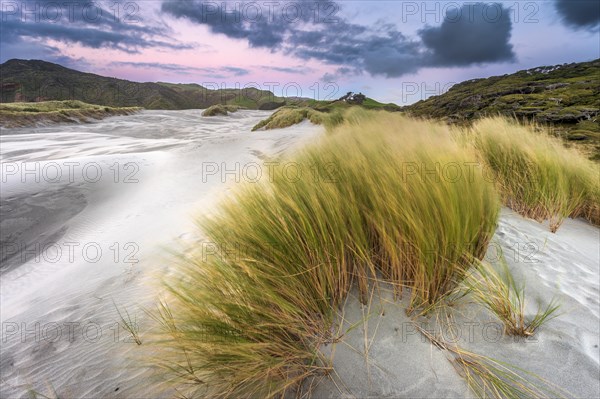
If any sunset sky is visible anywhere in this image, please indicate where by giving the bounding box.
[1,0,599,104]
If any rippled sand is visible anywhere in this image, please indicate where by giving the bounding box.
[0,110,322,397]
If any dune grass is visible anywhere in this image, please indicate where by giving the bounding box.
[114,301,143,345]
[155,113,500,397]
[0,100,140,128]
[463,259,560,336]
[251,106,327,131]
[470,117,599,231]
[154,113,590,397]
[201,104,240,117]
[416,324,567,399]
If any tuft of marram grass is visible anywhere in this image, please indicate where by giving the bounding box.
[416,324,568,399]
[113,300,143,345]
[201,104,240,117]
[463,259,560,336]
[251,107,327,131]
[471,117,599,231]
[155,113,500,397]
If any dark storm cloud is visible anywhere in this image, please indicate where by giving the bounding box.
[161,0,281,47]
[290,24,423,77]
[419,3,515,66]
[0,0,191,57]
[161,1,515,78]
[555,0,600,29]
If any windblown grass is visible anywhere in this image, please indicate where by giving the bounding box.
[201,104,240,117]
[155,113,499,397]
[416,324,567,399]
[251,107,326,130]
[471,117,599,230]
[463,259,560,336]
[26,384,61,399]
[114,301,142,345]
[0,100,141,128]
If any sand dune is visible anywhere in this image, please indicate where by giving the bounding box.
[0,111,598,398]
[0,111,321,397]
[310,209,599,398]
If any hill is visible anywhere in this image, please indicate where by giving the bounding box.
[0,59,290,110]
[405,59,600,158]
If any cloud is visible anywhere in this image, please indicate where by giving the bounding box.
[222,66,250,76]
[258,65,316,74]
[161,1,516,78]
[108,61,250,77]
[161,0,323,48]
[0,0,191,55]
[3,0,519,80]
[419,3,515,66]
[555,0,600,30]
[0,39,88,68]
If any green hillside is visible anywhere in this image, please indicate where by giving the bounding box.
[405,59,600,158]
[0,60,400,113]
[0,59,288,110]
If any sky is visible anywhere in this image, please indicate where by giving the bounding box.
[1,0,599,104]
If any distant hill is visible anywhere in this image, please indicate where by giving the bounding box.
[405,59,600,158]
[0,59,402,115]
[0,59,289,110]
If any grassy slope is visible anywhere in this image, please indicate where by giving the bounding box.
[405,59,600,159]
[0,59,291,110]
[251,107,326,130]
[2,60,399,112]
[0,100,141,128]
[1,60,402,114]
[251,98,401,131]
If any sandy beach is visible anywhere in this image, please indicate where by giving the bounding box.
[0,110,322,397]
[2,0,599,396]
[0,110,599,398]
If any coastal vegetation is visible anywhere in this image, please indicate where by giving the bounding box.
[463,259,561,337]
[0,100,140,128]
[155,113,499,397]
[153,110,597,397]
[201,104,241,116]
[405,59,600,159]
[251,107,326,130]
[470,117,599,229]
